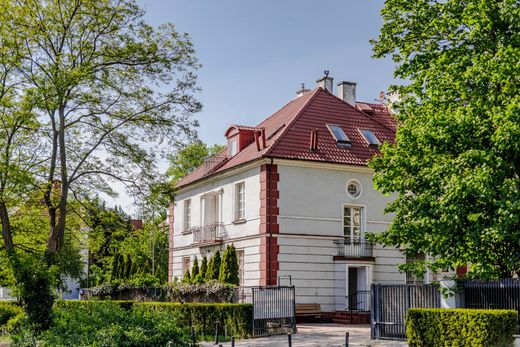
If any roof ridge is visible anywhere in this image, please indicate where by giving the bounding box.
[264,88,323,157]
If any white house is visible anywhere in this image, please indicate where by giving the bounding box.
[168,73,427,320]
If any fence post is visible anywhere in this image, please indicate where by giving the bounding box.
[345,331,349,347]
[370,283,376,340]
[287,333,292,347]
[191,326,196,347]
[214,322,219,345]
[231,336,235,347]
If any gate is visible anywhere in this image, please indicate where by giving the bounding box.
[371,283,440,340]
[252,286,296,337]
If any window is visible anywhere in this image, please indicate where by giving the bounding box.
[230,139,238,157]
[406,253,426,284]
[183,199,191,231]
[235,182,246,220]
[343,206,363,239]
[327,124,351,146]
[360,129,381,146]
[346,180,362,199]
[237,250,245,285]
[182,256,191,276]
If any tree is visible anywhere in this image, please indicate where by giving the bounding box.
[0,0,199,328]
[191,257,199,279]
[200,255,208,279]
[219,245,239,285]
[166,141,225,184]
[182,268,191,284]
[205,250,221,282]
[370,0,520,279]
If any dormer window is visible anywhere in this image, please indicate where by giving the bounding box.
[327,124,351,147]
[360,129,381,146]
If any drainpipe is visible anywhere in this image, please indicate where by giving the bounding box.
[268,157,273,286]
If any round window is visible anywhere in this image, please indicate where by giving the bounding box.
[346,180,362,199]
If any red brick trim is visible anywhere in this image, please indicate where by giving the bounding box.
[259,163,280,286]
[168,203,174,282]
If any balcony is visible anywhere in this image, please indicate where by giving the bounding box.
[193,223,224,246]
[334,237,374,259]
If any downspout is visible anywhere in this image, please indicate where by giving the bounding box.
[268,157,273,286]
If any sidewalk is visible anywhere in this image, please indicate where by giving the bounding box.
[199,324,407,347]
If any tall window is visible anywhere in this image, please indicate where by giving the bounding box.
[235,182,246,220]
[184,199,191,231]
[237,250,245,285]
[182,256,191,276]
[343,206,363,239]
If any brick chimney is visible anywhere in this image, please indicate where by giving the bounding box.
[337,81,357,106]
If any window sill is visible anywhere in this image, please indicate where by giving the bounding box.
[232,219,247,225]
[181,230,192,235]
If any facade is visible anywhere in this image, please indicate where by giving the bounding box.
[169,74,424,315]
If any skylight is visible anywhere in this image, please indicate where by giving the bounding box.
[327,124,351,146]
[360,129,381,146]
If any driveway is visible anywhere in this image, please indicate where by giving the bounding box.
[200,324,407,347]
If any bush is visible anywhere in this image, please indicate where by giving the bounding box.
[219,245,239,285]
[12,301,189,347]
[0,302,22,328]
[406,308,517,347]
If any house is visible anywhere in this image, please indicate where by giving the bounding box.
[168,73,427,318]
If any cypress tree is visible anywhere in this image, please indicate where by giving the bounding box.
[191,257,200,278]
[206,250,221,281]
[200,256,208,279]
[219,244,240,285]
[182,268,191,284]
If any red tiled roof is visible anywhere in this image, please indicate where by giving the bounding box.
[177,88,396,188]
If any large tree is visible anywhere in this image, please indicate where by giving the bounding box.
[371,0,520,279]
[0,0,200,328]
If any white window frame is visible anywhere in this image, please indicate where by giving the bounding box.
[182,256,191,276]
[237,249,245,286]
[184,199,191,232]
[342,204,366,239]
[230,139,238,157]
[346,179,363,199]
[234,181,246,221]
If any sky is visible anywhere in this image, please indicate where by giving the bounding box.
[122,0,397,215]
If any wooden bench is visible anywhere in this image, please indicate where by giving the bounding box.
[295,303,322,321]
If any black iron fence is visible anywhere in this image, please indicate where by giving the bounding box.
[371,283,440,340]
[461,278,520,333]
[346,290,371,312]
[252,286,296,337]
[193,223,223,244]
[334,237,373,258]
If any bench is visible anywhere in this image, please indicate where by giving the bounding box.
[295,303,322,321]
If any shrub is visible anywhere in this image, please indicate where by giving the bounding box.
[206,251,221,281]
[219,245,239,285]
[12,301,189,347]
[166,282,236,303]
[406,308,517,347]
[0,302,23,328]
[192,257,199,279]
[200,256,208,279]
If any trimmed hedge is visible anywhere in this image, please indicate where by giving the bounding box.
[56,300,253,338]
[406,308,517,347]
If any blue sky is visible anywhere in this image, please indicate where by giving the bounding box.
[120,1,397,215]
[138,0,396,147]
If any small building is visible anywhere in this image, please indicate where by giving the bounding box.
[168,73,422,318]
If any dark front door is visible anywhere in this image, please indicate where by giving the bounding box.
[348,267,358,309]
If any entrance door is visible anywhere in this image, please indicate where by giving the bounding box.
[346,266,371,311]
[348,268,358,309]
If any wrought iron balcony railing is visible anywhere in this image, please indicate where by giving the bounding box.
[193,223,224,245]
[334,237,373,258]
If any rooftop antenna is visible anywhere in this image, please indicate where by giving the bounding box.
[324,70,330,77]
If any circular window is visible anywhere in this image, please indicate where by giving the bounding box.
[346,180,362,199]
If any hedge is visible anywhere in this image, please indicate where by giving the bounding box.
[406,308,517,347]
[56,300,253,338]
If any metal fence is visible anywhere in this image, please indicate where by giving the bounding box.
[461,279,520,333]
[371,283,441,340]
[252,286,296,337]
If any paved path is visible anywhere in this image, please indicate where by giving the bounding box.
[200,324,407,347]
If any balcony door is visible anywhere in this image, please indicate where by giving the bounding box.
[343,206,363,240]
[202,194,220,226]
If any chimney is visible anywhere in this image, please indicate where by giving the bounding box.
[387,90,401,104]
[337,81,356,106]
[316,70,333,93]
[296,83,310,98]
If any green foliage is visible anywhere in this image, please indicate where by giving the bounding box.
[0,302,22,328]
[200,256,208,279]
[10,301,189,347]
[192,257,200,279]
[370,0,520,278]
[167,141,225,185]
[182,269,192,284]
[219,245,239,285]
[206,251,221,282]
[406,308,517,347]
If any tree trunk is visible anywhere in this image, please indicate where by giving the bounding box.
[0,201,13,251]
